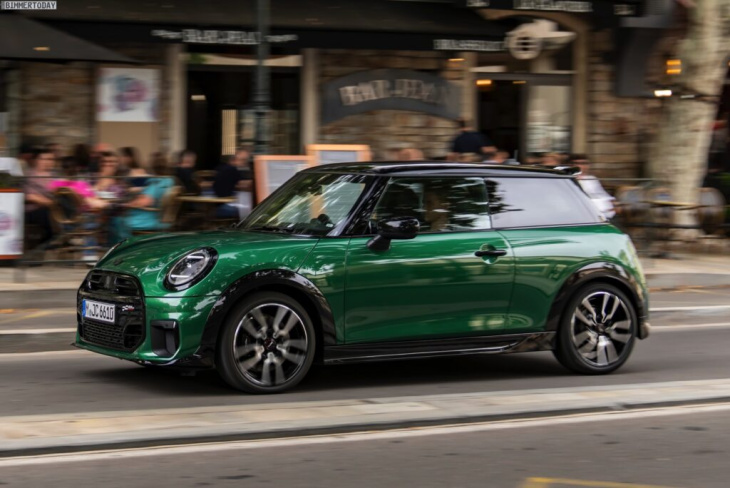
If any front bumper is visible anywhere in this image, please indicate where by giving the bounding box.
[639,320,651,340]
[76,287,218,365]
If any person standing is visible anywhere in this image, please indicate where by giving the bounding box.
[24,147,57,245]
[447,119,496,162]
[571,154,616,220]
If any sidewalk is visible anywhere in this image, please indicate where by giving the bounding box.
[2,378,730,456]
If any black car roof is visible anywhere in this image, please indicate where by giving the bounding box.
[302,161,578,178]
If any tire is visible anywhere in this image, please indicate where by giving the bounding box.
[216,292,316,393]
[553,283,637,375]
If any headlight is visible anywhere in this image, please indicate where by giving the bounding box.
[165,248,218,290]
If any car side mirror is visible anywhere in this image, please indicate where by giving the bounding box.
[367,217,420,251]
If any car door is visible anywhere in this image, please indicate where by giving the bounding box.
[486,176,608,334]
[343,176,515,344]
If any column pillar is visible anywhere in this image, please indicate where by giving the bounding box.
[572,29,588,153]
[460,52,478,125]
[300,48,320,150]
[166,43,186,155]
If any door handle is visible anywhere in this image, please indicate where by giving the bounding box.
[474,249,507,258]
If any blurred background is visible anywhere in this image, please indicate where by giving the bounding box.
[0,0,729,264]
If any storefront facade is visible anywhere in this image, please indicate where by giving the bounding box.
[1,0,683,178]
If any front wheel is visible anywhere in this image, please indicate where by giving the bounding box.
[553,283,637,374]
[217,292,316,393]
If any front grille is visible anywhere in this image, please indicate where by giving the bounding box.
[86,271,141,297]
[78,271,145,352]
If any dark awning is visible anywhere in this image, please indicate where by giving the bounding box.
[27,0,509,37]
[0,13,138,63]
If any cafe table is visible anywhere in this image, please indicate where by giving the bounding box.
[176,195,237,229]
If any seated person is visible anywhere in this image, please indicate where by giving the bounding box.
[109,157,174,243]
[120,147,149,190]
[175,150,200,195]
[213,153,249,219]
[93,152,127,200]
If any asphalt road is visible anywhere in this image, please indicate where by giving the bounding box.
[0,325,728,417]
[1,404,728,487]
[0,289,728,487]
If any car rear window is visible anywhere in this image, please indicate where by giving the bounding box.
[487,177,604,228]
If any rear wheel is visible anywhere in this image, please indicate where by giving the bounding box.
[217,292,316,393]
[553,283,637,374]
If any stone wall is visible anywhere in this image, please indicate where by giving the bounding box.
[19,62,95,150]
[318,50,463,160]
[17,43,171,156]
[587,29,681,179]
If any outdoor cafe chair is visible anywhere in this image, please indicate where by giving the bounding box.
[49,187,99,260]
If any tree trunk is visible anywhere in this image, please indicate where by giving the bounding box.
[649,0,730,230]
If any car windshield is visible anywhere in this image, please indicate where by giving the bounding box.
[239,172,372,236]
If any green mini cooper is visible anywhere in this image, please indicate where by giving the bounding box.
[76,162,650,393]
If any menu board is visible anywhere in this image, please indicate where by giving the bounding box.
[0,190,24,259]
[254,155,314,203]
[306,144,371,166]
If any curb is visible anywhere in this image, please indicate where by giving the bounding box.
[2,379,730,458]
[4,397,730,459]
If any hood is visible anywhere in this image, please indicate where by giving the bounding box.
[97,230,319,297]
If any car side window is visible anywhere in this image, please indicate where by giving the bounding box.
[487,177,604,228]
[372,177,491,233]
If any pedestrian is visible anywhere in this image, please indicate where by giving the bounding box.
[24,146,57,245]
[93,151,126,200]
[447,119,496,162]
[89,142,113,174]
[119,147,146,186]
[541,153,561,167]
[213,154,248,219]
[571,154,616,220]
[109,156,174,243]
[481,150,499,164]
[71,144,93,178]
[232,147,254,192]
[119,147,150,191]
[524,153,542,165]
[175,149,199,195]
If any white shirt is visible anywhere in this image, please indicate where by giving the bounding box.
[578,176,615,219]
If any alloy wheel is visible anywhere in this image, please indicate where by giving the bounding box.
[232,303,309,387]
[569,291,633,367]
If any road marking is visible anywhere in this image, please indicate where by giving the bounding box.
[0,350,89,361]
[0,402,728,468]
[0,309,75,326]
[522,478,678,488]
[0,328,75,335]
[652,322,730,331]
[650,305,730,312]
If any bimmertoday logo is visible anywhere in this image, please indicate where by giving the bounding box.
[1,1,57,9]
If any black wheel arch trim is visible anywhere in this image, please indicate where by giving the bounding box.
[545,262,648,339]
[195,269,337,362]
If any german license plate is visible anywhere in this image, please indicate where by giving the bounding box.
[83,300,115,324]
